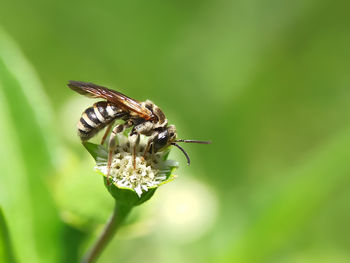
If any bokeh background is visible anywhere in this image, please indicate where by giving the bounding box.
[1,0,350,262]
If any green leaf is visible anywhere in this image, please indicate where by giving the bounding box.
[0,27,63,263]
[0,207,16,263]
[83,141,108,164]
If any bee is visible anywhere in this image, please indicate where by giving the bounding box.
[68,81,210,181]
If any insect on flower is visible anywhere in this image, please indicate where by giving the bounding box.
[68,81,210,182]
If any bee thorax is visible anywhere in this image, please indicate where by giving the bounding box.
[142,100,167,127]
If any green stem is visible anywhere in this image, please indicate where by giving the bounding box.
[81,202,133,263]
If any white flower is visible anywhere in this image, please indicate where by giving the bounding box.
[96,133,177,198]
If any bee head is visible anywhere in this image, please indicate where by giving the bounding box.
[153,125,210,165]
[153,125,177,152]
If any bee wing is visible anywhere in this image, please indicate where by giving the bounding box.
[68,81,154,120]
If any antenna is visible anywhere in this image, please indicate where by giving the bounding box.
[175,139,211,144]
[171,143,191,165]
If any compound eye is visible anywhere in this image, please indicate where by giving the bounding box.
[157,134,167,146]
[154,131,169,152]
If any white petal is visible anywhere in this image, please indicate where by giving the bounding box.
[134,184,143,197]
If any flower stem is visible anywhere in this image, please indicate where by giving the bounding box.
[81,201,133,263]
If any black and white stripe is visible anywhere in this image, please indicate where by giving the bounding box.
[77,101,128,140]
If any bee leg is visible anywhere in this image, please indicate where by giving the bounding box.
[142,133,157,158]
[142,140,151,159]
[132,133,140,169]
[106,124,125,185]
[100,122,114,145]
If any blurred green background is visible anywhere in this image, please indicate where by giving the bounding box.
[1,0,350,262]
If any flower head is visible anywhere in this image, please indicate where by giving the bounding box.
[83,132,178,205]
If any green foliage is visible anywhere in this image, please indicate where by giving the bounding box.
[0,208,16,263]
[0,28,63,263]
[1,1,350,262]
[218,128,350,263]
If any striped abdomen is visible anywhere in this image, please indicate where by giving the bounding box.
[77,101,128,141]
